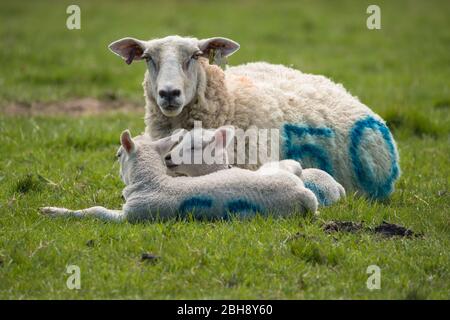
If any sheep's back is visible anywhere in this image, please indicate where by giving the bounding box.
[226,62,400,199]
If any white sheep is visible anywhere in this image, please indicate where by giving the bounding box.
[40,130,318,221]
[109,35,400,199]
[166,126,345,206]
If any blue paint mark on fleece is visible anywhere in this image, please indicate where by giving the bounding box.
[283,124,334,138]
[179,196,213,218]
[289,143,333,175]
[304,181,331,206]
[281,124,334,175]
[225,199,263,219]
[349,116,400,200]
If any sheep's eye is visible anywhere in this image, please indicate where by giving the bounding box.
[191,51,202,60]
[144,54,156,66]
[145,56,152,63]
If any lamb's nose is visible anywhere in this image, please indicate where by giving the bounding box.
[159,88,181,100]
[164,154,172,161]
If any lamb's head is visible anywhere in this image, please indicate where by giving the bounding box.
[109,35,240,117]
[164,126,234,177]
[117,130,184,185]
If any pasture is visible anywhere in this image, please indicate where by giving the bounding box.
[0,0,449,299]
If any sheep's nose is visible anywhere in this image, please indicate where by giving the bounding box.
[164,154,172,161]
[159,88,181,100]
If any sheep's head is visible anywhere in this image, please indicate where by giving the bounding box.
[164,126,235,177]
[109,35,239,117]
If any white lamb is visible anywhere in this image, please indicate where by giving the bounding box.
[108,35,400,200]
[40,130,318,222]
[166,126,345,207]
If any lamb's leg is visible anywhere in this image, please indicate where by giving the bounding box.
[258,160,303,177]
[40,206,125,222]
[277,160,303,177]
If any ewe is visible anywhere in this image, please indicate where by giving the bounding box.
[109,35,400,199]
[40,130,318,221]
[165,126,345,207]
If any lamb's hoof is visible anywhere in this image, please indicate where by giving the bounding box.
[39,207,65,216]
[39,207,52,214]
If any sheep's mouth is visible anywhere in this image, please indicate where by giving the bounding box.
[159,104,183,117]
[165,104,180,110]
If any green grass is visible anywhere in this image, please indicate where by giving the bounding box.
[0,0,449,299]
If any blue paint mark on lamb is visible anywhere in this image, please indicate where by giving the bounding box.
[179,196,213,216]
[304,181,329,206]
[225,199,263,219]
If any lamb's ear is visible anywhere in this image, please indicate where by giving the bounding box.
[198,37,240,59]
[120,130,136,154]
[154,129,187,155]
[108,37,146,65]
[212,126,235,149]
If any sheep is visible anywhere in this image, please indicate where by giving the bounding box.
[108,35,400,199]
[165,126,345,206]
[40,130,318,222]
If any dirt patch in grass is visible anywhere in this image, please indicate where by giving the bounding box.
[323,220,422,238]
[372,221,420,238]
[141,253,160,263]
[1,97,142,116]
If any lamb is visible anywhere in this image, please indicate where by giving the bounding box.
[40,130,318,222]
[108,35,400,199]
[165,126,345,206]
[301,169,346,206]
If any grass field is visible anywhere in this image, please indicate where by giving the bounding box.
[0,0,449,299]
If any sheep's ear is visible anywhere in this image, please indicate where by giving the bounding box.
[198,37,240,59]
[212,126,235,149]
[120,130,136,154]
[108,37,146,65]
[154,129,186,156]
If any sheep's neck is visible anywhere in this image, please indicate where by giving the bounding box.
[193,60,233,127]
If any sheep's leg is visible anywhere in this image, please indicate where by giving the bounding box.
[40,206,125,222]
